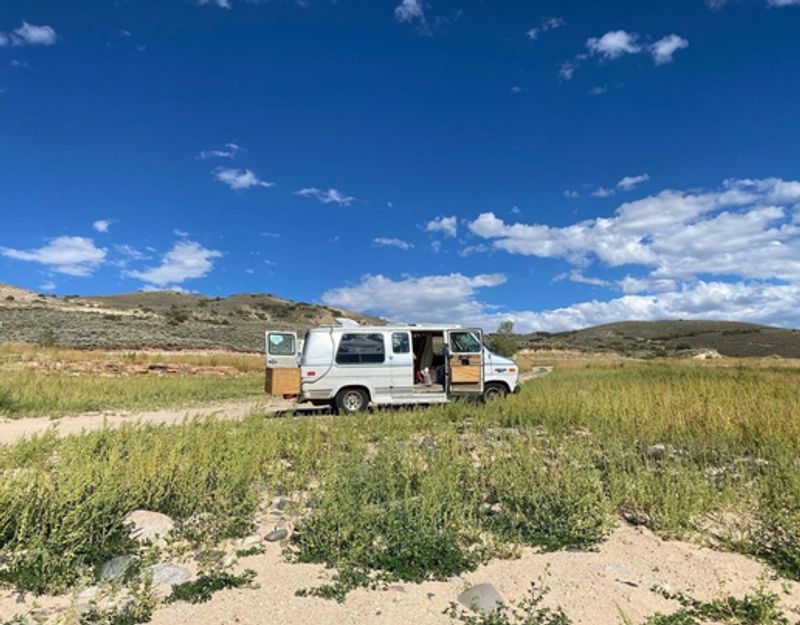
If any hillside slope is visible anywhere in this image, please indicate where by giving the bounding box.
[0,283,382,352]
[520,320,800,358]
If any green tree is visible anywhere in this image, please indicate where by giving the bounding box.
[488,321,519,357]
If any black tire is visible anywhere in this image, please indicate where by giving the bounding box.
[483,383,508,402]
[335,387,369,415]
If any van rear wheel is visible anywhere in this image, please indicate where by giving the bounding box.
[483,383,508,402]
[335,388,369,415]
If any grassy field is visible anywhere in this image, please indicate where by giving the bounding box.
[0,358,799,605]
[0,344,265,418]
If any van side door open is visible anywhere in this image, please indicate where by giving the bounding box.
[265,330,301,396]
[445,329,484,396]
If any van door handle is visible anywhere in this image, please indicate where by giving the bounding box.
[268,359,278,364]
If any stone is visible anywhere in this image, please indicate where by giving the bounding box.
[457,583,505,614]
[265,527,289,542]
[270,496,288,511]
[146,563,191,587]
[100,555,134,581]
[645,444,666,462]
[123,510,175,542]
[237,534,262,549]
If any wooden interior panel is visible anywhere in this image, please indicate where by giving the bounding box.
[265,367,301,395]
[450,355,481,384]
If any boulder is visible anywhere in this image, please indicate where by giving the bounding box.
[146,563,192,587]
[100,555,134,581]
[457,583,504,614]
[123,510,175,542]
[265,527,289,542]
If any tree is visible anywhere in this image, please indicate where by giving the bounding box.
[487,320,519,357]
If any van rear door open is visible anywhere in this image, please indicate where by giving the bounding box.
[445,329,484,397]
[265,331,301,396]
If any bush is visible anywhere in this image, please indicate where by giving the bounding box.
[487,321,519,358]
[483,439,613,550]
[751,460,800,580]
[292,442,487,596]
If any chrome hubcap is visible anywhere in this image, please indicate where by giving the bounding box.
[343,392,363,412]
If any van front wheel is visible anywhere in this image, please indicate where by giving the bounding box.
[335,388,369,415]
[483,383,508,402]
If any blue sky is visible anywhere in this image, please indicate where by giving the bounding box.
[1,0,799,332]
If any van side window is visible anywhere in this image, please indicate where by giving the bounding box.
[392,332,410,354]
[336,333,385,364]
[268,333,295,355]
[450,331,481,353]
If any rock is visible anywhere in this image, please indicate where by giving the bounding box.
[457,583,505,614]
[146,563,191,587]
[123,510,175,542]
[74,586,100,615]
[270,496,288,511]
[418,436,437,449]
[693,349,722,360]
[100,555,134,581]
[645,444,666,462]
[265,527,289,542]
[237,534,262,550]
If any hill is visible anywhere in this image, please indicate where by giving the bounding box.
[519,320,800,358]
[0,283,382,352]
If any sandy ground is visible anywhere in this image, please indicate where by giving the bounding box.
[0,368,553,446]
[3,523,797,625]
[0,398,293,446]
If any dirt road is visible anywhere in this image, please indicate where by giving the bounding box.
[0,367,553,446]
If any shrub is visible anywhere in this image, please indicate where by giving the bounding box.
[482,439,613,550]
[751,460,800,580]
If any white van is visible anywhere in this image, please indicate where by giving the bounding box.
[264,323,520,414]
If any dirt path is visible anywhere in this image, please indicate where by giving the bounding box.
[0,368,554,446]
[0,397,294,446]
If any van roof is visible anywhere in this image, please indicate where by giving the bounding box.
[310,324,465,332]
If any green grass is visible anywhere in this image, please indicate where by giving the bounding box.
[0,361,798,602]
[0,369,264,418]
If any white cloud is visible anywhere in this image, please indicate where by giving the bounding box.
[322,272,800,333]
[198,143,241,160]
[213,167,274,190]
[127,241,222,288]
[322,273,507,326]
[526,17,564,41]
[467,178,800,286]
[295,187,356,206]
[40,280,56,291]
[768,0,800,5]
[373,237,414,250]
[554,270,612,287]
[1,236,106,276]
[587,30,641,60]
[650,35,689,65]
[589,84,609,96]
[425,215,458,238]
[174,229,189,238]
[564,190,580,199]
[618,173,650,191]
[592,187,615,198]
[0,22,57,47]
[93,219,111,233]
[197,0,232,8]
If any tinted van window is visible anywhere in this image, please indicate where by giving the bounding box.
[336,333,385,364]
[392,332,410,353]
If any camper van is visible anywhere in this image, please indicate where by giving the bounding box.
[264,323,520,414]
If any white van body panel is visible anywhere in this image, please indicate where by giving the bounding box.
[292,325,520,406]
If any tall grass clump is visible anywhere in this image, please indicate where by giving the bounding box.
[0,369,264,418]
[291,440,488,595]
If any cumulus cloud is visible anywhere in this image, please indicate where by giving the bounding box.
[127,241,222,288]
[322,272,800,333]
[587,30,642,59]
[92,219,111,233]
[592,187,615,198]
[394,0,430,34]
[467,178,800,285]
[1,236,106,276]
[562,29,688,79]
[295,187,356,206]
[650,35,689,65]
[198,143,241,160]
[213,167,274,190]
[618,173,650,191]
[425,215,458,237]
[197,0,232,8]
[526,17,564,41]
[0,22,57,47]
[373,237,414,250]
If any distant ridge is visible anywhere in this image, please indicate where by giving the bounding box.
[0,283,382,352]
[519,320,800,358]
